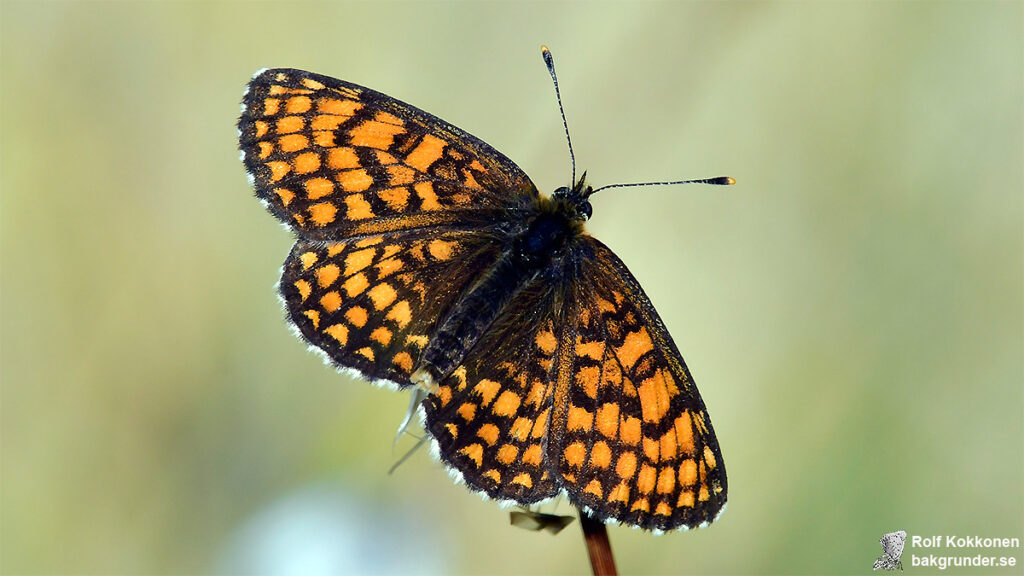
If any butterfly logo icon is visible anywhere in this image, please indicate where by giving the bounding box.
[873,530,907,571]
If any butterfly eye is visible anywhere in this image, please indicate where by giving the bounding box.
[578,200,592,221]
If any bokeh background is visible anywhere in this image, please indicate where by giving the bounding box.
[2,2,1021,575]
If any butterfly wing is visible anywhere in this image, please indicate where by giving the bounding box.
[280,229,504,388]
[239,68,539,240]
[421,274,565,504]
[549,236,727,531]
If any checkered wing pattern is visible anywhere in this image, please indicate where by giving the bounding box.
[239,69,539,240]
[281,229,501,387]
[422,277,564,504]
[551,237,727,531]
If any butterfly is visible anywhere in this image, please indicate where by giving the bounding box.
[237,48,729,532]
[873,530,907,571]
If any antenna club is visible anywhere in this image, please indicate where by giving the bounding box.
[718,177,736,185]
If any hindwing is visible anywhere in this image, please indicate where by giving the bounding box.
[281,229,501,387]
[421,274,563,503]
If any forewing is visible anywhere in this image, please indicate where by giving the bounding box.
[421,277,564,504]
[882,531,906,559]
[239,69,539,240]
[281,229,500,387]
[550,237,727,531]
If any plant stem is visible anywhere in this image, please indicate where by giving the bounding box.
[579,509,618,576]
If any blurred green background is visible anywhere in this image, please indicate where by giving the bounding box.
[2,2,1021,575]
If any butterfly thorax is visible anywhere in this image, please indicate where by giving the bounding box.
[416,188,588,387]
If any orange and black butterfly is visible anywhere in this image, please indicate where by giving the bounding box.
[238,48,730,532]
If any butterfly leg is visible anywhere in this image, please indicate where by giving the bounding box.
[411,368,440,395]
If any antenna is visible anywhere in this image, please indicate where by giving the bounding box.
[589,176,735,197]
[542,45,576,186]
[541,45,735,198]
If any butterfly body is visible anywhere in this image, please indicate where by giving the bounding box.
[422,189,587,384]
[239,67,727,531]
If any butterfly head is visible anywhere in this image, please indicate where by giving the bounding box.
[551,171,594,222]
